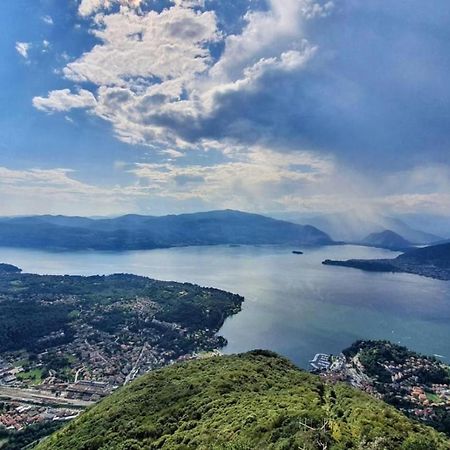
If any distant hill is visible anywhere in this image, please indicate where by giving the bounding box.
[361,229,412,250]
[36,351,449,450]
[282,211,442,244]
[0,263,21,273]
[323,242,450,280]
[398,213,450,240]
[397,242,450,268]
[0,210,333,251]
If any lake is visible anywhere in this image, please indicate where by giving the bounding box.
[1,244,449,368]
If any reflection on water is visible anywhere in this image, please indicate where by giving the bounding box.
[1,245,449,368]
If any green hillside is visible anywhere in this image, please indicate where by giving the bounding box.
[36,351,450,450]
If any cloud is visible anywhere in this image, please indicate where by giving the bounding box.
[29,0,450,217]
[33,1,322,146]
[15,42,31,59]
[33,0,450,171]
[42,15,54,25]
[42,40,51,53]
[78,0,144,17]
[2,156,449,218]
[33,89,97,112]
[65,5,219,86]
[128,145,335,211]
[0,166,144,216]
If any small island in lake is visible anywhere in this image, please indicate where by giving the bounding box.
[292,250,304,255]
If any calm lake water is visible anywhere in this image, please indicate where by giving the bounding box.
[1,245,450,368]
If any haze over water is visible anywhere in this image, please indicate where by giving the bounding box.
[1,245,449,368]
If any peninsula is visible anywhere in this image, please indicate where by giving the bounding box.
[323,242,450,281]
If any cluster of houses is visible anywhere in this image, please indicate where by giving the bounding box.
[37,380,112,403]
[0,360,22,386]
[0,404,79,431]
[315,348,450,427]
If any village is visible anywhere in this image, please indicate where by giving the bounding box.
[0,403,79,433]
[311,341,450,430]
[0,271,242,443]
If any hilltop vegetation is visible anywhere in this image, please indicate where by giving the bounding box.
[37,351,450,450]
[0,210,332,251]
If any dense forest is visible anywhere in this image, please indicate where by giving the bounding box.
[37,351,450,450]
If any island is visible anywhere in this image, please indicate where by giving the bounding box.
[0,263,243,448]
[292,250,304,255]
[323,242,450,281]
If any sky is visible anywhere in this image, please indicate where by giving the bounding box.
[1,0,450,218]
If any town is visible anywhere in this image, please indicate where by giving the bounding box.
[310,341,450,434]
[0,266,243,445]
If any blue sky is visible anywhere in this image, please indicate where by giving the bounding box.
[1,0,450,218]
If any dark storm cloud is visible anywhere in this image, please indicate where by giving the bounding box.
[151,0,450,171]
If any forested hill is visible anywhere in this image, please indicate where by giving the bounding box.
[361,229,412,250]
[397,242,450,268]
[0,210,332,251]
[323,242,450,280]
[37,351,449,450]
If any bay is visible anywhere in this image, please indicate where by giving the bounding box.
[1,244,449,368]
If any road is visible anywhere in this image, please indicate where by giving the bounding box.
[124,343,147,385]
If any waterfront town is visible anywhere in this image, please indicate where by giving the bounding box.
[0,267,243,442]
[310,341,450,432]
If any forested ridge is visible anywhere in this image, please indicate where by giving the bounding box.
[37,351,450,450]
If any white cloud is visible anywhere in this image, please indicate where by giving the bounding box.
[28,0,450,218]
[209,0,325,84]
[128,145,334,211]
[78,0,144,17]
[33,0,326,148]
[0,166,144,216]
[1,159,448,218]
[15,42,31,59]
[42,40,51,53]
[33,89,97,112]
[42,15,54,25]
[65,5,219,86]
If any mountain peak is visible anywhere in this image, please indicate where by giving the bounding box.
[362,229,412,250]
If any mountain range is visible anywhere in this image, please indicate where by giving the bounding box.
[278,211,443,244]
[0,210,333,251]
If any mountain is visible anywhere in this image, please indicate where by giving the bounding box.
[361,229,412,250]
[0,263,21,273]
[36,351,449,450]
[397,213,450,240]
[280,211,442,244]
[0,210,333,251]
[323,242,450,280]
[397,242,450,268]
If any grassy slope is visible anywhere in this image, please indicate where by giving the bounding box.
[37,351,450,450]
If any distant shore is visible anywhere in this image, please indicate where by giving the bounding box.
[322,258,450,281]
